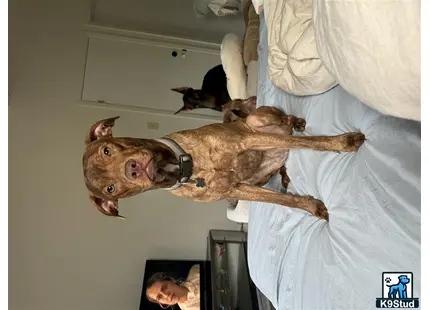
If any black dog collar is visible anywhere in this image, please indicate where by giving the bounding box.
[155,138,205,191]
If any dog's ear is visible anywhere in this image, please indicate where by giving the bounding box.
[85,116,120,145]
[89,195,125,219]
[171,87,190,94]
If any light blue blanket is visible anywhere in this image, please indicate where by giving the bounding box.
[247,13,421,310]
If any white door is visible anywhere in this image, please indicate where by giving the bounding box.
[82,32,224,119]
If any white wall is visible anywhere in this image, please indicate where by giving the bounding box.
[8,1,238,309]
[93,0,245,43]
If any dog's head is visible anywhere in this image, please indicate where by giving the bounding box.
[171,87,216,114]
[398,275,410,285]
[82,117,179,218]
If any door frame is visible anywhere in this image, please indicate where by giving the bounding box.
[79,22,223,122]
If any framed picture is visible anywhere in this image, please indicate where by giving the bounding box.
[139,259,212,310]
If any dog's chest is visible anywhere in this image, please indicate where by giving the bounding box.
[172,148,264,201]
[192,147,263,181]
[167,124,265,200]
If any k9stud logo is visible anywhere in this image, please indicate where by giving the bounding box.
[376,272,419,308]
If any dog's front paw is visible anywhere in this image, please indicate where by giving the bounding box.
[303,197,329,221]
[336,132,366,152]
[313,201,329,221]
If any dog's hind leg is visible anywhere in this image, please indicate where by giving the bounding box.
[222,97,257,122]
[246,106,307,135]
[228,183,329,221]
[246,106,293,135]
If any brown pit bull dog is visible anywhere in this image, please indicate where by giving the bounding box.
[82,100,365,221]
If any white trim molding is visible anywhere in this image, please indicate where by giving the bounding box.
[77,100,223,122]
[84,22,221,56]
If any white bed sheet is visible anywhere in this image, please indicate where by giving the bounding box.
[247,14,421,310]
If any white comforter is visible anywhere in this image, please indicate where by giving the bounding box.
[312,0,421,121]
[263,0,336,96]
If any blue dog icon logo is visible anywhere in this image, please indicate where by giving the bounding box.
[376,272,419,308]
[386,275,410,299]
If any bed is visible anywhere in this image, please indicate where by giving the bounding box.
[246,12,421,310]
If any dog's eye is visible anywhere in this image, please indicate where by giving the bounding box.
[107,185,115,194]
[103,147,111,156]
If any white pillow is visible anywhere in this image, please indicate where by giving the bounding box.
[313,0,420,121]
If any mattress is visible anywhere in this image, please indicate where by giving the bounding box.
[247,14,421,310]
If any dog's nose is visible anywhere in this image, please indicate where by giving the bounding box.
[125,159,141,180]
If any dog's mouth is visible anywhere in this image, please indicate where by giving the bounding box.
[145,158,155,181]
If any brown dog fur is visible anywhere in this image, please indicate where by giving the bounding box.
[82,101,365,221]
